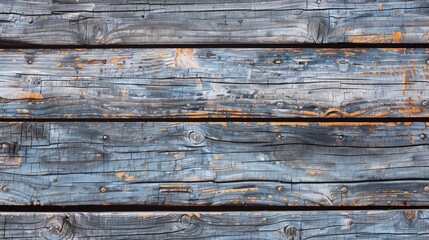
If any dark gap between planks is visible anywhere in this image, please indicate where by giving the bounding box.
[0,205,428,212]
[0,117,427,123]
[0,43,428,49]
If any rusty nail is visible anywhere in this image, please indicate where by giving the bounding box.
[338,135,344,140]
[28,59,33,64]
[100,187,106,193]
[277,134,282,139]
[420,133,426,140]
[28,18,33,24]
[341,186,348,193]
[276,101,284,108]
[424,186,429,192]
[2,186,8,192]
[273,60,283,64]
[277,186,284,192]
[103,135,109,140]
[102,59,107,64]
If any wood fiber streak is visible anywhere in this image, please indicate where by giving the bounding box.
[0,0,428,45]
[0,122,428,206]
[1,48,429,119]
[0,211,427,239]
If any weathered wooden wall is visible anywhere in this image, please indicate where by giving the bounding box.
[0,48,428,119]
[1,210,427,239]
[0,121,428,206]
[1,0,428,238]
[1,0,428,45]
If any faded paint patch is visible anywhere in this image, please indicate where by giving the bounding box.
[392,32,402,43]
[115,172,136,182]
[173,48,199,68]
[17,93,44,99]
[377,3,383,10]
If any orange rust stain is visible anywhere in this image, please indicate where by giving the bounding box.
[56,63,62,67]
[17,93,44,99]
[404,122,413,126]
[378,48,407,53]
[377,3,383,10]
[115,172,136,181]
[346,34,390,43]
[76,63,84,69]
[392,32,402,43]
[305,170,321,176]
[217,187,258,194]
[269,122,310,127]
[109,56,128,63]
[319,122,383,127]
[173,48,199,68]
[401,67,407,96]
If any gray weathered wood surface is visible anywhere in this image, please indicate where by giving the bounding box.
[1,0,428,45]
[1,210,427,239]
[1,48,428,119]
[0,121,429,206]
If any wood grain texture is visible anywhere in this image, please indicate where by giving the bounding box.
[0,210,427,239]
[1,0,428,45]
[0,121,429,206]
[1,48,429,119]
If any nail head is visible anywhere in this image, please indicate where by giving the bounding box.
[341,186,348,193]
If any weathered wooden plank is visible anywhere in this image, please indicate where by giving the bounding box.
[1,48,429,119]
[1,0,428,45]
[0,210,427,239]
[1,121,429,206]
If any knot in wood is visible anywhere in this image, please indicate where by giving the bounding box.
[424,186,429,192]
[100,186,107,193]
[40,216,73,240]
[188,130,205,145]
[180,214,193,227]
[403,210,418,226]
[2,186,8,192]
[283,225,297,239]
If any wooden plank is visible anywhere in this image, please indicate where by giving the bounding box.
[1,48,429,119]
[1,0,428,45]
[1,121,429,206]
[1,210,428,239]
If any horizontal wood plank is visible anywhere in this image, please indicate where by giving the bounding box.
[0,121,429,206]
[1,210,428,239]
[1,0,428,45]
[1,48,429,119]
